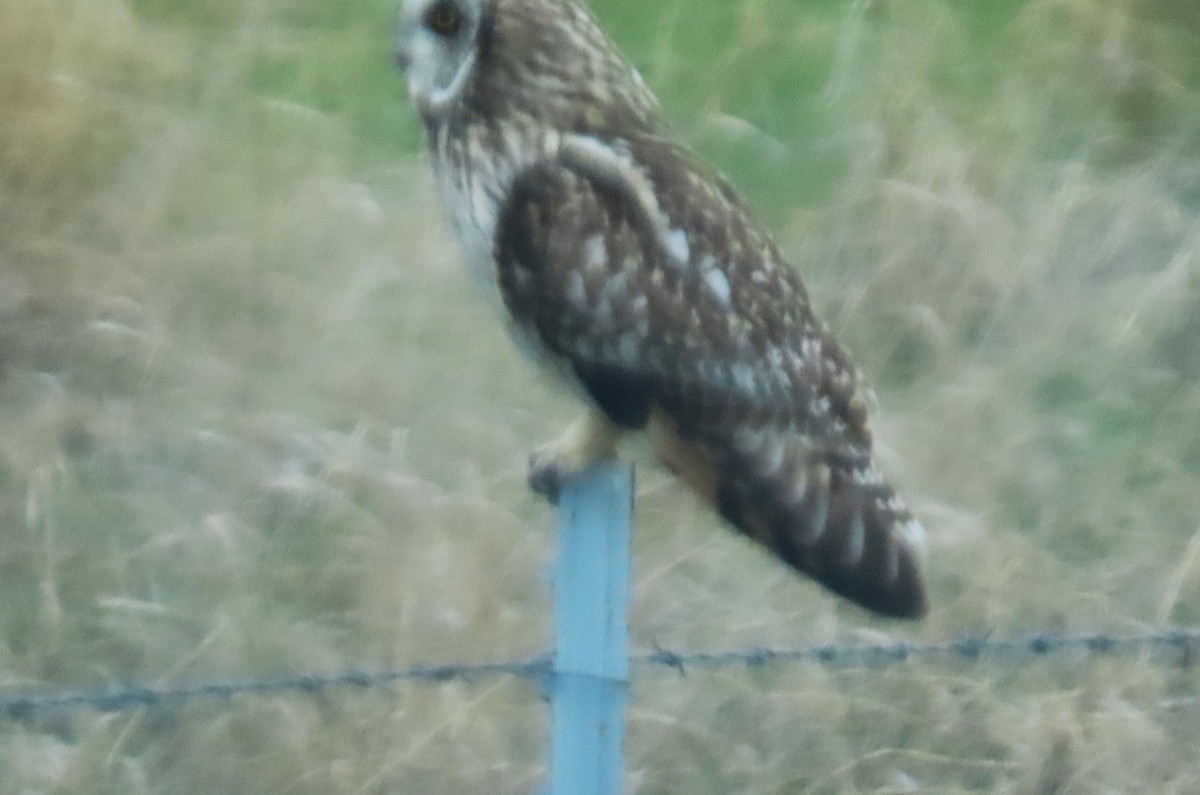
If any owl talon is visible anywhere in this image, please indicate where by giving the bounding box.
[526,412,621,504]
[528,451,569,503]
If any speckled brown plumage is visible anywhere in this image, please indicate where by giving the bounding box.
[396,0,928,618]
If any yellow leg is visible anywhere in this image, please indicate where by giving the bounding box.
[528,410,622,500]
[650,408,717,506]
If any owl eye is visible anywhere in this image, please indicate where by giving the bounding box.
[424,0,464,37]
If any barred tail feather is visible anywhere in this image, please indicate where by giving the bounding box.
[714,448,928,619]
[653,415,927,619]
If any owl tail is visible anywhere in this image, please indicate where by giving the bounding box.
[656,422,927,619]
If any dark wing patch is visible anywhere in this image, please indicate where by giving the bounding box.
[572,362,653,429]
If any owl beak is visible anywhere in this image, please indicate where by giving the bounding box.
[393,23,411,72]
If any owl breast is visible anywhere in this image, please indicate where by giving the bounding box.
[432,154,502,296]
[431,122,553,292]
[432,123,586,382]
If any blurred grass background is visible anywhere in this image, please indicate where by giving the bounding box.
[1,0,1199,791]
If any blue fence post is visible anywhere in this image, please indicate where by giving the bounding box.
[549,461,634,795]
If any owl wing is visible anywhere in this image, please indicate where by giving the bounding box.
[494,140,927,618]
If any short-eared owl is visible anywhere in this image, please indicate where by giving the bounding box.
[395,0,927,618]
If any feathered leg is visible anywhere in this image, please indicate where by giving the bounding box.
[528,410,621,500]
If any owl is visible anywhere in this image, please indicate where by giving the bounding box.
[395,0,928,618]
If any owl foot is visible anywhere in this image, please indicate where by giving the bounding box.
[528,411,621,503]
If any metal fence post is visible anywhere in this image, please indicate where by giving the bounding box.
[549,461,633,795]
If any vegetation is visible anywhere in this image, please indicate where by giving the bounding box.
[1,0,1198,791]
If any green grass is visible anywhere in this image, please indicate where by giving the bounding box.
[2,0,1200,791]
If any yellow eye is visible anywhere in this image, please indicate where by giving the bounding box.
[425,1,464,37]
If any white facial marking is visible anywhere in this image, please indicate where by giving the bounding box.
[429,49,477,108]
[398,0,479,110]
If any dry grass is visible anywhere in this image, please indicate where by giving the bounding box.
[1,0,1199,792]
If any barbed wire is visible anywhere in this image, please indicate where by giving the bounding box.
[636,627,1200,672]
[2,627,1197,719]
[0,658,551,721]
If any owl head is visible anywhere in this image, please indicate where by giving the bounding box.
[395,0,659,134]
[395,0,485,112]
